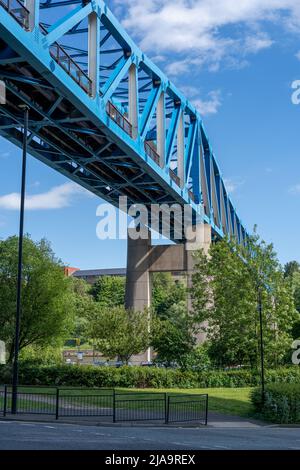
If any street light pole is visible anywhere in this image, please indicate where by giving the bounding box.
[257,286,265,404]
[11,105,29,414]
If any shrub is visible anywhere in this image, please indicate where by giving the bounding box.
[0,362,300,389]
[251,383,300,423]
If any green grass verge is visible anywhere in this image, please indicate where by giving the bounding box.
[0,387,254,417]
[122,387,254,417]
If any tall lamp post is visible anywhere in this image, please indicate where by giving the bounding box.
[257,285,265,403]
[11,104,29,414]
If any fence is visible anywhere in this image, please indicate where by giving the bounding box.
[106,101,132,137]
[0,0,29,30]
[114,391,167,423]
[39,24,92,96]
[166,394,208,425]
[0,386,208,425]
[144,140,161,166]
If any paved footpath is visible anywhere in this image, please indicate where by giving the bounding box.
[0,419,300,450]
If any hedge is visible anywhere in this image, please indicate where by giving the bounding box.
[0,362,300,389]
[251,383,300,424]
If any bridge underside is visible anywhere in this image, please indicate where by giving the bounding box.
[0,0,247,245]
[0,40,185,234]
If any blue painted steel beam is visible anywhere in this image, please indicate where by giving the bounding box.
[0,0,247,244]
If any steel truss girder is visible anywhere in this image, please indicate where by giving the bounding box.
[0,0,246,243]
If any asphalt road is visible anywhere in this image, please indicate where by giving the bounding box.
[0,420,300,450]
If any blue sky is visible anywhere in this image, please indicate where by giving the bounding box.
[0,0,300,269]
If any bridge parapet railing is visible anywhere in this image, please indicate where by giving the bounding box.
[188,189,195,202]
[144,140,160,166]
[0,0,29,30]
[39,23,92,96]
[169,168,181,188]
[106,101,132,137]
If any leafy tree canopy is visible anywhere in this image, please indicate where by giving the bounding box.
[284,261,300,279]
[192,229,298,368]
[0,236,74,362]
[90,276,125,307]
[86,305,150,363]
[152,272,186,318]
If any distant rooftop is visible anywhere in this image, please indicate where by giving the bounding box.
[73,268,126,278]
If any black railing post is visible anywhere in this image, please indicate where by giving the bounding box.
[3,385,7,417]
[205,395,208,426]
[113,389,116,423]
[55,388,59,420]
[165,394,169,424]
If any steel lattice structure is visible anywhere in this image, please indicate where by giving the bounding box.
[0,0,246,243]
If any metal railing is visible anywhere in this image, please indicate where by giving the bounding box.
[169,168,181,187]
[0,385,6,416]
[0,386,208,425]
[114,392,167,423]
[0,0,29,30]
[188,189,195,202]
[106,101,132,137]
[58,388,113,418]
[144,140,161,166]
[166,394,208,425]
[39,24,92,96]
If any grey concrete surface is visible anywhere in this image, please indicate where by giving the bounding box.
[0,420,300,450]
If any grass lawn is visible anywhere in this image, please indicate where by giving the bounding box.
[124,387,255,417]
[0,387,255,418]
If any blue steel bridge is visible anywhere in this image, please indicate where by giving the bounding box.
[0,0,246,243]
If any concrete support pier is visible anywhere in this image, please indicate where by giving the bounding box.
[125,224,212,363]
[125,228,151,311]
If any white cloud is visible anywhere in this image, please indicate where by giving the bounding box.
[244,34,274,53]
[180,86,222,116]
[192,90,222,116]
[0,182,93,211]
[289,184,300,195]
[113,0,299,71]
[224,178,244,194]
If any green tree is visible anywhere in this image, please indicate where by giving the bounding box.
[70,278,97,344]
[152,272,186,318]
[0,236,74,362]
[245,231,298,366]
[151,302,196,367]
[284,261,300,278]
[86,305,150,363]
[192,231,297,368]
[90,276,125,307]
[291,272,300,338]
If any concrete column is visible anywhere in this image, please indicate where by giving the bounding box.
[185,224,211,343]
[128,63,138,139]
[125,228,152,363]
[156,91,165,168]
[125,227,151,311]
[88,12,100,97]
[177,110,185,188]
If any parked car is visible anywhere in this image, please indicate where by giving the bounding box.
[93,360,109,367]
[105,360,133,367]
